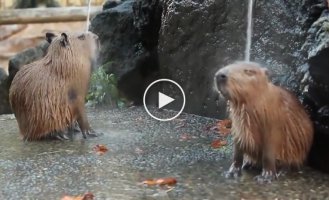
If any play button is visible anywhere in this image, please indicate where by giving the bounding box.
[143,79,186,121]
[158,92,175,109]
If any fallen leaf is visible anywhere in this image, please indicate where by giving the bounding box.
[92,144,108,155]
[141,177,177,186]
[141,179,158,186]
[211,139,227,149]
[81,193,94,200]
[61,192,94,200]
[156,178,177,186]
[217,119,232,135]
[217,119,232,128]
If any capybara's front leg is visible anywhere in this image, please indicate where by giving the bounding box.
[73,96,99,139]
[254,147,277,184]
[225,142,243,178]
[76,107,98,139]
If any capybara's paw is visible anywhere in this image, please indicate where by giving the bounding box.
[54,132,70,140]
[242,161,253,170]
[254,170,277,184]
[242,162,261,171]
[225,165,241,178]
[37,131,72,141]
[82,129,103,139]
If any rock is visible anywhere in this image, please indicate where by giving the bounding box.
[14,0,60,8]
[158,0,309,118]
[8,41,49,85]
[0,68,11,114]
[301,10,329,174]
[90,0,161,104]
[1,41,48,115]
[103,0,121,10]
[0,67,6,82]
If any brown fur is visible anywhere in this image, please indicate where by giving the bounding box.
[9,31,99,141]
[215,61,314,181]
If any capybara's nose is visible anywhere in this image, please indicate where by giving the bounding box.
[216,72,227,84]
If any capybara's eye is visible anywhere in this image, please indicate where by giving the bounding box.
[244,69,257,76]
[78,34,86,40]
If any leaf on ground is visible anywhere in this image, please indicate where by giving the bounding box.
[92,144,108,155]
[218,119,232,129]
[216,119,232,135]
[211,139,227,149]
[61,192,94,200]
[141,177,177,186]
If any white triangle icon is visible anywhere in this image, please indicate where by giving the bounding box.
[158,92,175,109]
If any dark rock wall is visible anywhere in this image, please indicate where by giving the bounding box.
[158,0,310,118]
[158,0,247,118]
[0,69,11,114]
[0,41,49,115]
[252,1,308,91]
[301,3,329,173]
[90,0,162,104]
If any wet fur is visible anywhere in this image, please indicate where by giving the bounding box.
[9,32,99,141]
[215,62,314,181]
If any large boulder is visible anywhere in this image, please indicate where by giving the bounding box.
[0,68,11,114]
[0,41,49,115]
[0,67,6,82]
[301,8,329,173]
[90,0,162,104]
[14,0,60,8]
[158,0,310,118]
[7,41,49,85]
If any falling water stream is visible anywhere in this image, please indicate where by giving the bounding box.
[245,0,254,61]
[86,0,92,32]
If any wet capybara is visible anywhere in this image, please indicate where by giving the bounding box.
[9,31,99,141]
[214,61,314,183]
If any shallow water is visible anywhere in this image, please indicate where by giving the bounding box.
[0,107,329,200]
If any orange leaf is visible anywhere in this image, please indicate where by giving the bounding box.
[211,139,227,149]
[217,119,232,129]
[217,119,232,135]
[142,177,177,186]
[81,192,94,200]
[141,179,158,186]
[155,177,177,186]
[92,144,108,155]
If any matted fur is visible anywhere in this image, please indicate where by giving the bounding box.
[216,62,314,168]
[9,32,99,141]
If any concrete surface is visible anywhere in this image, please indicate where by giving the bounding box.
[0,106,329,200]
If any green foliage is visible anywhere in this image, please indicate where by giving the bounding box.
[86,65,125,108]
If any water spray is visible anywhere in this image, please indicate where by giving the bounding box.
[86,0,92,32]
[245,0,253,62]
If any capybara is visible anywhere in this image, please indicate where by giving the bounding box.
[9,31,99,141]
[214,61,314,183]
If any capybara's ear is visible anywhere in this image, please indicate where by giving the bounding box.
[60,33,69,47]
[45,32,56,44]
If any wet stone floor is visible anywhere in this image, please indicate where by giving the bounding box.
[0,106,329,200]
